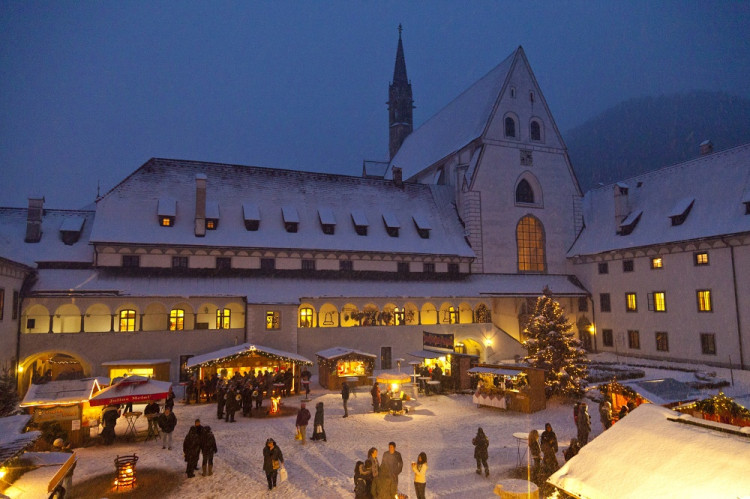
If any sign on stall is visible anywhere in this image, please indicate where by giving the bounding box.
[71,419,81,431]
[33,405,80,423]
[422,331,454,352]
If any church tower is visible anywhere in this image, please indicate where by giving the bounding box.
[388,25,414,160]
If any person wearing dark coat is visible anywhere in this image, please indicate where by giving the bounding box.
[371,382,381,413]
[225,387,239,422]
[353,460,370,499]
[200,425,218,476]
[216,384,226,420]
[311,401,327,442]
[101,405,119,445]
[341,381,350,417]
[472,427,490,476]
[253,384,263,410]
[599,400,613,430]
[262,438,284,491]
[183,420,202,478]
[242,385,253,417]
[370,472,393,499]
[158,407,177,450]
[164,387,175,411]
[564,438,580,462]
[144,400,160,437]
[577,402,592,446]
[301,368,312,398]
[295,403,311,445]
[362,447,379,496]
[380,441,403,496]
[540,423,559,477]
[528,429,541,484]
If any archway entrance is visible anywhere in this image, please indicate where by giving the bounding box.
[19,352,90,396]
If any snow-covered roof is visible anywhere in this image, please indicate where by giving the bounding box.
[547,404,750,498]
[0,207,95,267]
[30,268,588,303]
[88,158,473,258]
[388,48,517,179]
[625,378,702,406]
[20,378,101,407]
[101,359,171,366]
[1,452,76,499]
[157,197,176,217]
[186,343,313,369]
[0,415,39,466]
[316,347,377,359]
[569,143,750,256]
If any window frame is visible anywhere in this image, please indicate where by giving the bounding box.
[216,308,231,329]
[655,331,669,352]
[0,288,4,321]
[516,215,546,273]
[423,262,435,274]
[697,289,712,312]
[602,328,614,347]
[627,329,640,349]
[600,293,611,313]
[625,292,638,312]
[299,307,314,328]
[504,116,516,138]
[530,120,542,142]
[598,262,609,274]
[301,259,316,271]
[122,255,140,268]
[623,259,634,272]
[216,257,232,270]
[119,309,136,332]
[260,258,276,271]
[339,260,353,272]
[172,256,188,269]
[169,309,185,331]
[650,257,663,269]
[648,291,667,312]
[700,333,716,355]
[694,252,709,266]
[266,311,281,330]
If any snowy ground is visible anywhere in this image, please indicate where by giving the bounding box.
[68,354,750,498]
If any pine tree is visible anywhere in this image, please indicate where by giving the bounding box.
[523,287,589,398]
[0,366,20,416]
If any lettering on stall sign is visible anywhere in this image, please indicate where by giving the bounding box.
[422,331,455,351]
[33,405,80,423]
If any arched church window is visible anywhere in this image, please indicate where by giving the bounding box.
[516,215,546,272]
[516,179,534,204]
[530,120,541,141]
[505,117,516,138]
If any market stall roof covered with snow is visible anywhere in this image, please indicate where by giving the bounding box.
[624,378,702,407]
[20,379,101,408]
[547,403,750,499]
[186,343,312,369]
[0,415,40,465]
[315,347,376,360]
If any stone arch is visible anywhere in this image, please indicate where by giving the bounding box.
[84,303,112,332]
[115,303,140,332]
[196,302,218,330]
[169,302,195,331]
[458,302,473,324]
[361,303,379,327]
[438,302,458,324]
[459,338,483,357]
[23,304,51,333]
[52,303,82,333]
[474,303,492,323]
[420,302,438,325]
[298,303,317,328]
[341,303,360,328]
[403,302,419,325]
[319,303,339,327]
[143,302,168,331]
[19,350,93,396]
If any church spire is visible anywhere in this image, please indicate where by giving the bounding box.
[388,24,414,160]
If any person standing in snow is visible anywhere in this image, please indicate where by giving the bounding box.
[411,451,428,499]
[341,381,350,418]
[225,386,239,422]
[200,425,217,476]
[216,382,226,420]
[165,386,175,411]
[380,441,403,495]
[472,427,490,477]
[528,429,541,484]
[362,447,379,495]
[577,402,591,445]
[296,402,311,445]
[158,406,177,450]
[262,438,284,491]
[101,404,119,445]
[564,437,580,462]
[311,401,327,442]
[540,423,559,476]
[183,419,202,478]
[371,382,381,413]
[599,400,613,430]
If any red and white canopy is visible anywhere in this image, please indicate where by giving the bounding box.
[88,376,171,407]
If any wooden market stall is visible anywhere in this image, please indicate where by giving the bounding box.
[20,379,103,447]
[186,343,313,395]
[316,347,375,390]
[407,349,479,392]
[470,364,546,413]
[101,359,171,381]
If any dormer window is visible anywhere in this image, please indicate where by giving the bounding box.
[383,212,400,237]
[618,210,642,235]
[668,198,694,226]
[743,189,750,215]
[158,198,176,227]
[282,206,299,233]
[206,201,220,230]
[59,216,85,245]
[351,209,369,236]
[243,203,260,231]
[413,214,431,239]
[318,207,336,235]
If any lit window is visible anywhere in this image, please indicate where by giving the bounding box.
[206,219,218,230]
[625,293,637,312]
[697,290,712,312]
[170,309,185,331]
[444,306,458,324]
[516,215,545,272]
[627,330,640,349]
[119,309,136,332]
[394,308,405,325]
[700,333,716,355]
[216,308,231,329]
[160,216,174,227]
[694,252,709,265]
[266,311,280,330]
[648,292,666,312]
[299,307,313,328]
[656,332,669,352]
[651,257,663,269]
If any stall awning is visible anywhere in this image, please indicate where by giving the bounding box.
[467,367,521,376]
[316,347,377,360]
[407,350,446,360]
[88,376,172,407]
[186,343,313,369]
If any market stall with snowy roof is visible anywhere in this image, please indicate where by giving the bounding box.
[186,343,312,394]
[547,404,750,499]
[408,331,479,391]
[470,364,545,413]
[315,347,375,390]
[20,379,102,447]
[673,391,750,427]
[101,359,171,382]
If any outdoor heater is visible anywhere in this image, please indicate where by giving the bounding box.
[113,454,138,490]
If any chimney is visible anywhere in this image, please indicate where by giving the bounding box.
[699,140,713,156]
[194,174,207,237]
[613,182,629,232]
[392,167,403,188]
[24,197,44,243]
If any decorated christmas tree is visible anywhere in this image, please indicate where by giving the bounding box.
[0,366,20,416]
[523,287,588,398]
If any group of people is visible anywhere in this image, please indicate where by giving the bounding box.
[527,423,561,485]
[294,401,326,444]
[186,368,297,407]
[182,418,218,478]
[369,382,408,415]
[354,442,426,499]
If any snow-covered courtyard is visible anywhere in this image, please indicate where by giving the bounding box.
[65,354,750,498]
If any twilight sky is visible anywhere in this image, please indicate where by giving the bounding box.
[1,1,749,209]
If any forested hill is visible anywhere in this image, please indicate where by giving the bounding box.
[565,91,750,193]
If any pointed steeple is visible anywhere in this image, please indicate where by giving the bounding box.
[388,24,414,160]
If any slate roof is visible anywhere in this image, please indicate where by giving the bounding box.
[0,415,40,466]
[31,268,588,304]
[89,158,474,258]
[388,48,518,179]
[0,207,94,267]
[568,143,750,256]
